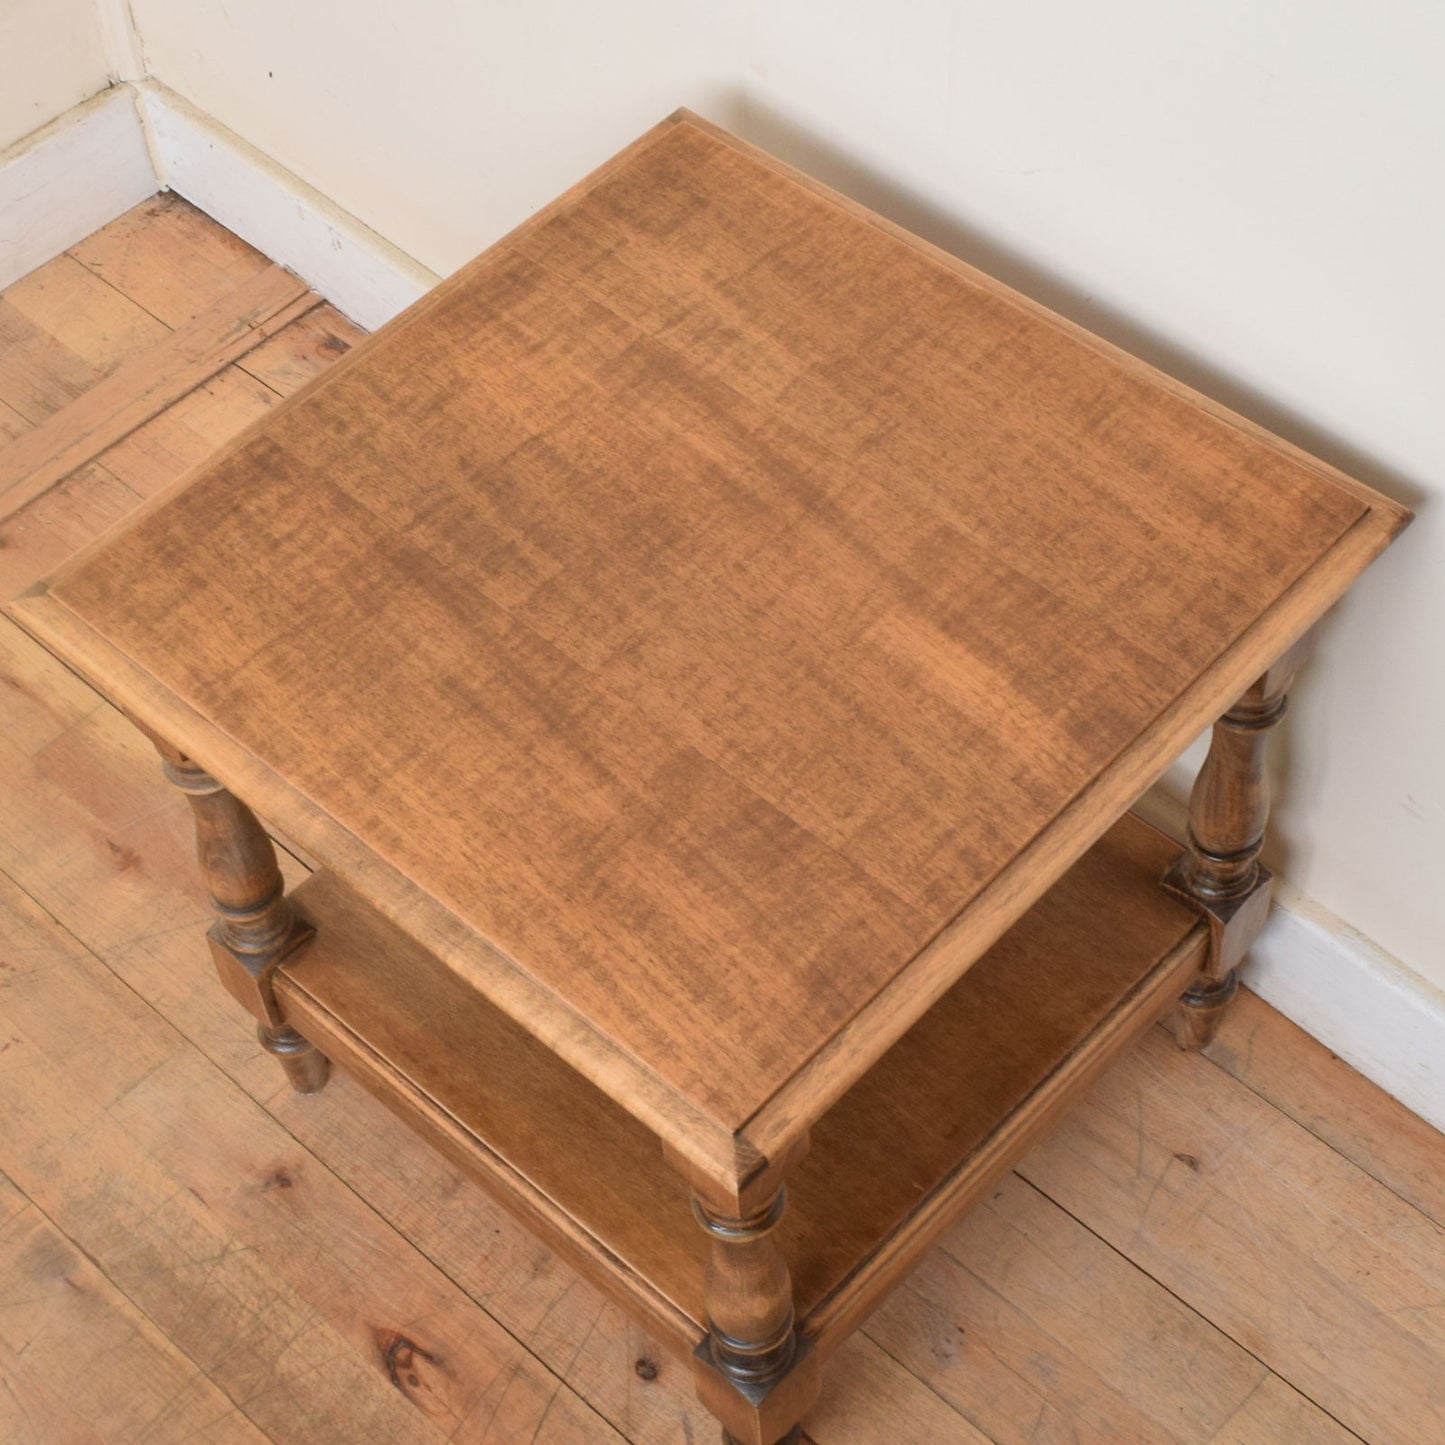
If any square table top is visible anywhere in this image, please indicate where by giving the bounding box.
[13,111,1407,1189]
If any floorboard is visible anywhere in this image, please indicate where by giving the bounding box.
[867,1173,1356,1444]
[68,193,272,328]
[0,264,314,515]
[0,1171,268,1445]
[1020,1028,1445,1444]
[0,193,1440,1444]
[1196,989,1445,1232]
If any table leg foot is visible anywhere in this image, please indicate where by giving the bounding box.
[1174,970,1238,1051]
[723,1429,802,1445]
[259,1021,330,1093]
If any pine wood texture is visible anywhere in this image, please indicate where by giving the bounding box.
[864,1171,1362,1444]
[67,193,276,327]
[9,115,1409,1199]
[0,860,620,1445]
[1200,988,1445,1232]
[1023,1024,1445,1444]
[0,195,360,604]
[0,1172,268,1445]
[0,264,315,520]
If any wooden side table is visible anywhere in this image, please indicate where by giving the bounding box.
[9,112,1409,1444]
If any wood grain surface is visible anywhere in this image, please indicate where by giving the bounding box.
[0,264,315,519]
[0,1172,268,1445]
[1022,1024,1445,1444]
[865,1173,1360,1444]
[13,117,1410,1178]
[269,811,1202,1365]
[10,195,1434,1445]
[67,193,276,327]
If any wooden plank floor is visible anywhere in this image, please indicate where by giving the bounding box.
[1,194,1442,1445]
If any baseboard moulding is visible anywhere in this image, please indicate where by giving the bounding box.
[0,86,157,292]
[133,81,440,331]
[1248,885,1445,1137]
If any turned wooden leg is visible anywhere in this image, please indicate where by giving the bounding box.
[671,1142,819,1445]
[157,744,328,1092]
[1163,638,1309,1049]
[695,1187,798,1389]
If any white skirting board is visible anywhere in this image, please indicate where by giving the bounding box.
[1250,887,1445,1136]
[0,80,437,328]
[135,81,440,331]
[0,86,158,292]
[2,85,1442,1135]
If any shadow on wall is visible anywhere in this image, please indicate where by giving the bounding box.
[726,90,1423,515]
[719,88,1428,894]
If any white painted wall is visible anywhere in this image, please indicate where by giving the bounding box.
[126,0,746,275]
[0,0,111,152]
[23,4,1445,999]
[735,0,1445,997]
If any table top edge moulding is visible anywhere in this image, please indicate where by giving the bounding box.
[6,580,749,1189]
[5,107,1412,1204]
[8,487,1400,1185]
[675,110,1409,527]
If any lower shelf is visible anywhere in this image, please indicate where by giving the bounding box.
[276,811,1205,1361]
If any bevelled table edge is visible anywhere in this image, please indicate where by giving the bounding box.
[7,112,699,615]
[675,107,1414,535]
[4,580,754,1197]
[5,494,1405,1197]
[738,500,1407,1159]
